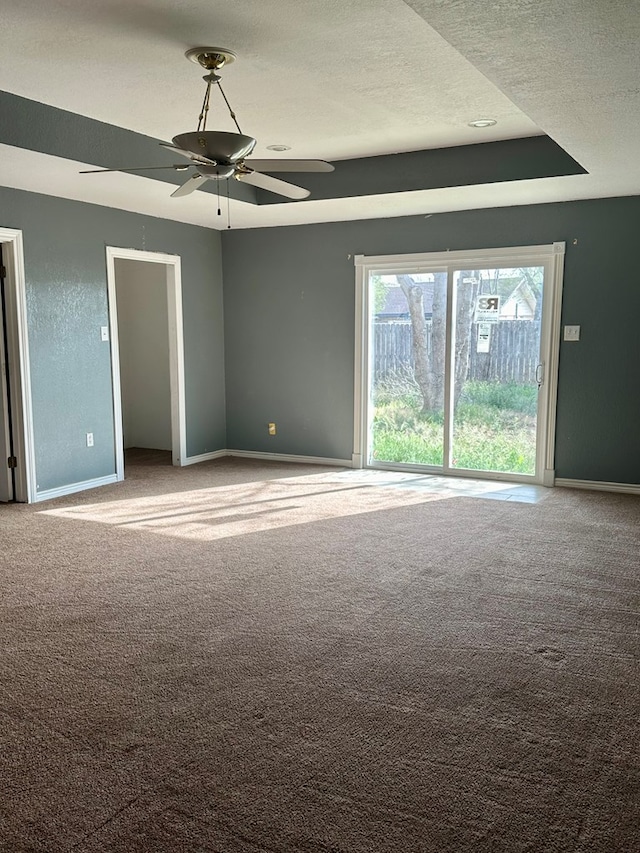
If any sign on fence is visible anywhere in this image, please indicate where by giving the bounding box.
[477,322,491,353]
[474,295,501,324]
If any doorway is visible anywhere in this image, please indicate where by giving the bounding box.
[106,247,186,480]
[0,228,35,502]
[354,244,565,485]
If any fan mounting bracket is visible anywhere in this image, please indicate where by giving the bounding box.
[185,47,237,71]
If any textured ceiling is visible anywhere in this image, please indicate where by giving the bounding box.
[0,0,638,229]
[0,0,539,158]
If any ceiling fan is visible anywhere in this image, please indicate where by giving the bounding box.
[81,47,334,200]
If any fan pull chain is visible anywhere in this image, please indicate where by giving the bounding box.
[217,176,221,217]
[226,177,231,229]
[216,80,243,134]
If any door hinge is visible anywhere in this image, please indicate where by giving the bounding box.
[7,456,17,469]
[0,266,6,279]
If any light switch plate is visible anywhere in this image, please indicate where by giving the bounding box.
[100,326,109,341]
[564,325,580,341]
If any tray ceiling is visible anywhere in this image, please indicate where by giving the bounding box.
[0,0,638,229]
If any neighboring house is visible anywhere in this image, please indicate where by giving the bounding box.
[500,280,537,320]
[378,278,537,323]
[376,280,435,322]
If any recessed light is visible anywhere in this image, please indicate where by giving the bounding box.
[468,119,497,128]
[266,144,292,151]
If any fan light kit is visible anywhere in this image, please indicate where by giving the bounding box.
[81,47,334,203]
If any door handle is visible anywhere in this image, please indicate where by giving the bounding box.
[536,363,544,388]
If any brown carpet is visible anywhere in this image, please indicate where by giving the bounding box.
[1,453,639,852]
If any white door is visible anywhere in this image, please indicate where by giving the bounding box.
[0,355,13,501]
[0,255,14,501]
[0,229,35,503]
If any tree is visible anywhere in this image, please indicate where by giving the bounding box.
[396,271,479,415]
[453,271,480,407]
[397,274,442,415]
[517,266,544,323]
[370,274,390,315]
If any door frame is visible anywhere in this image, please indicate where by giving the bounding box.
[106,247,186,479]
[0,227,36,502]
[354,242,565,486]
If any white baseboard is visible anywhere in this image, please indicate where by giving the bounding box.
[30,461,640,501]
[181,449,228,467]
[227,449,353,467]
[34,452,351,499]
[555,478,640,496]
[35,474,119,503]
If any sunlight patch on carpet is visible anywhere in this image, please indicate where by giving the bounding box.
[38,471,464,541]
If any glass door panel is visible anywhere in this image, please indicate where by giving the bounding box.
[450,266,544,475]
[368,270,447,467]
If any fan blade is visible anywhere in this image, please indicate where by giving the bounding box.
[237,170,310,199]
[159,142,215,165]
[79,165,190,174]
[243,159,334,173]
[170,173,210,198]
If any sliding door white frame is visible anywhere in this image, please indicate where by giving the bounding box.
[354,243,565,485]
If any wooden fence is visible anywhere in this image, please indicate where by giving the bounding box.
[373,320,540,384]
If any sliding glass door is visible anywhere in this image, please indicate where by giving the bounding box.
[449,265,544,475]
[369,268,448,466]
[358,245,563,484]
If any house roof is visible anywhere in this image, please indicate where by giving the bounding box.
[1,0,638,230]
[378,282,435,317]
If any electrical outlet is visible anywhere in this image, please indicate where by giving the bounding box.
[86,432,94,447]
[100,326,109,342]
[268,423,276,435]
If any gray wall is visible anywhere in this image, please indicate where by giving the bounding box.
[114,259,171,452]
[222,197,640,485]
[1,186,225,494]
[5,183,640,492]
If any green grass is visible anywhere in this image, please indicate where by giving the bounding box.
[371,380,537,474]
[459,380,538,416]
